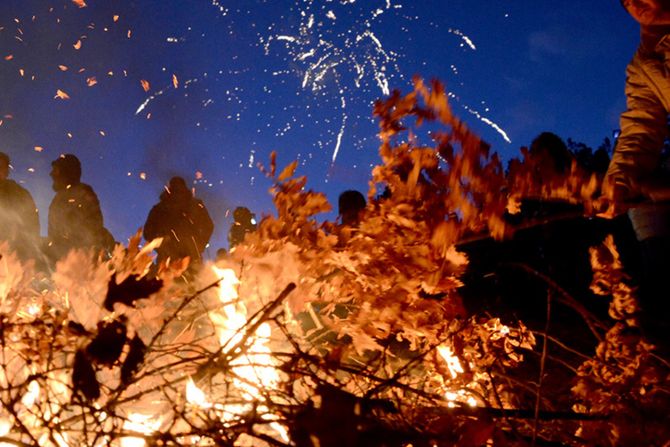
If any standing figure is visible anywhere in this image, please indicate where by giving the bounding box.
[47,154,113,262]
[606,0,670,352]
[228,206,257,250]
[338,190,366,227]
[144,176,214,266]
[0,152,40,260]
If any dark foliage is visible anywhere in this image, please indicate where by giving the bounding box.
[104,273,163,311]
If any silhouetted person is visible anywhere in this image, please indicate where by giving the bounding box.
[0,152,40,260]
[338,190,366,227]
[46,154,113,262]
[144,176,214,266]
[228,206,256,250]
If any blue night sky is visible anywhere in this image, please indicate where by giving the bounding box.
[0,0,638,254]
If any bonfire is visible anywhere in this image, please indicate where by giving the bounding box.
[0,79,667,447]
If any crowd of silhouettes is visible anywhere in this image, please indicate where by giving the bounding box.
[0,152,223,273]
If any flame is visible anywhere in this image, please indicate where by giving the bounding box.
[437,345,480,408]
[0,416,12,447]
[21,380,40,408]
[120,413,161,447]
[437,345,464,379]
[186,377,212,409]
[207,265,289,443]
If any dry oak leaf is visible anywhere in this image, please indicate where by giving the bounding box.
[87,319,127,366]
[121,336,146,385]
[72,350,99,401]
[104,273,163,311]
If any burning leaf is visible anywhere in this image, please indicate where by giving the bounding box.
[86,76,97,87]
[104,273,163,311]
[172,74,178,89]
[71,0,87,7]
[72,350,99,401]
[121,336,146,385]
[140,79,150,92]
[58,65,68,71]
[73,39,82,50]
[54,89,70,100]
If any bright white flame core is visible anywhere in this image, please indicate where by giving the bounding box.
[120,413,161,447]
[205,266,289,443]
[437,345,464,379]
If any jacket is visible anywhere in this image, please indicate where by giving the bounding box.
[47,182,110,259]
[607,29,670,195]
[143,192,214,264]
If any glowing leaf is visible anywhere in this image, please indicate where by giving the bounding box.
[278,161,298,181]
[140,79,150,92]
[58,65,68,71]
[113,15,119,22]
[54,89,70,100]
[4,55,13,61]
[86,76,97,86]
[73,39,82,50]
[71,0,87,7]
[172,74,178,89]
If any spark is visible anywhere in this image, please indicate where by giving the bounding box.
[332,96,347,163]
[448,28,476,50]
[464,105,511,143]
[265,0,403,162]
[210,0,228,16]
